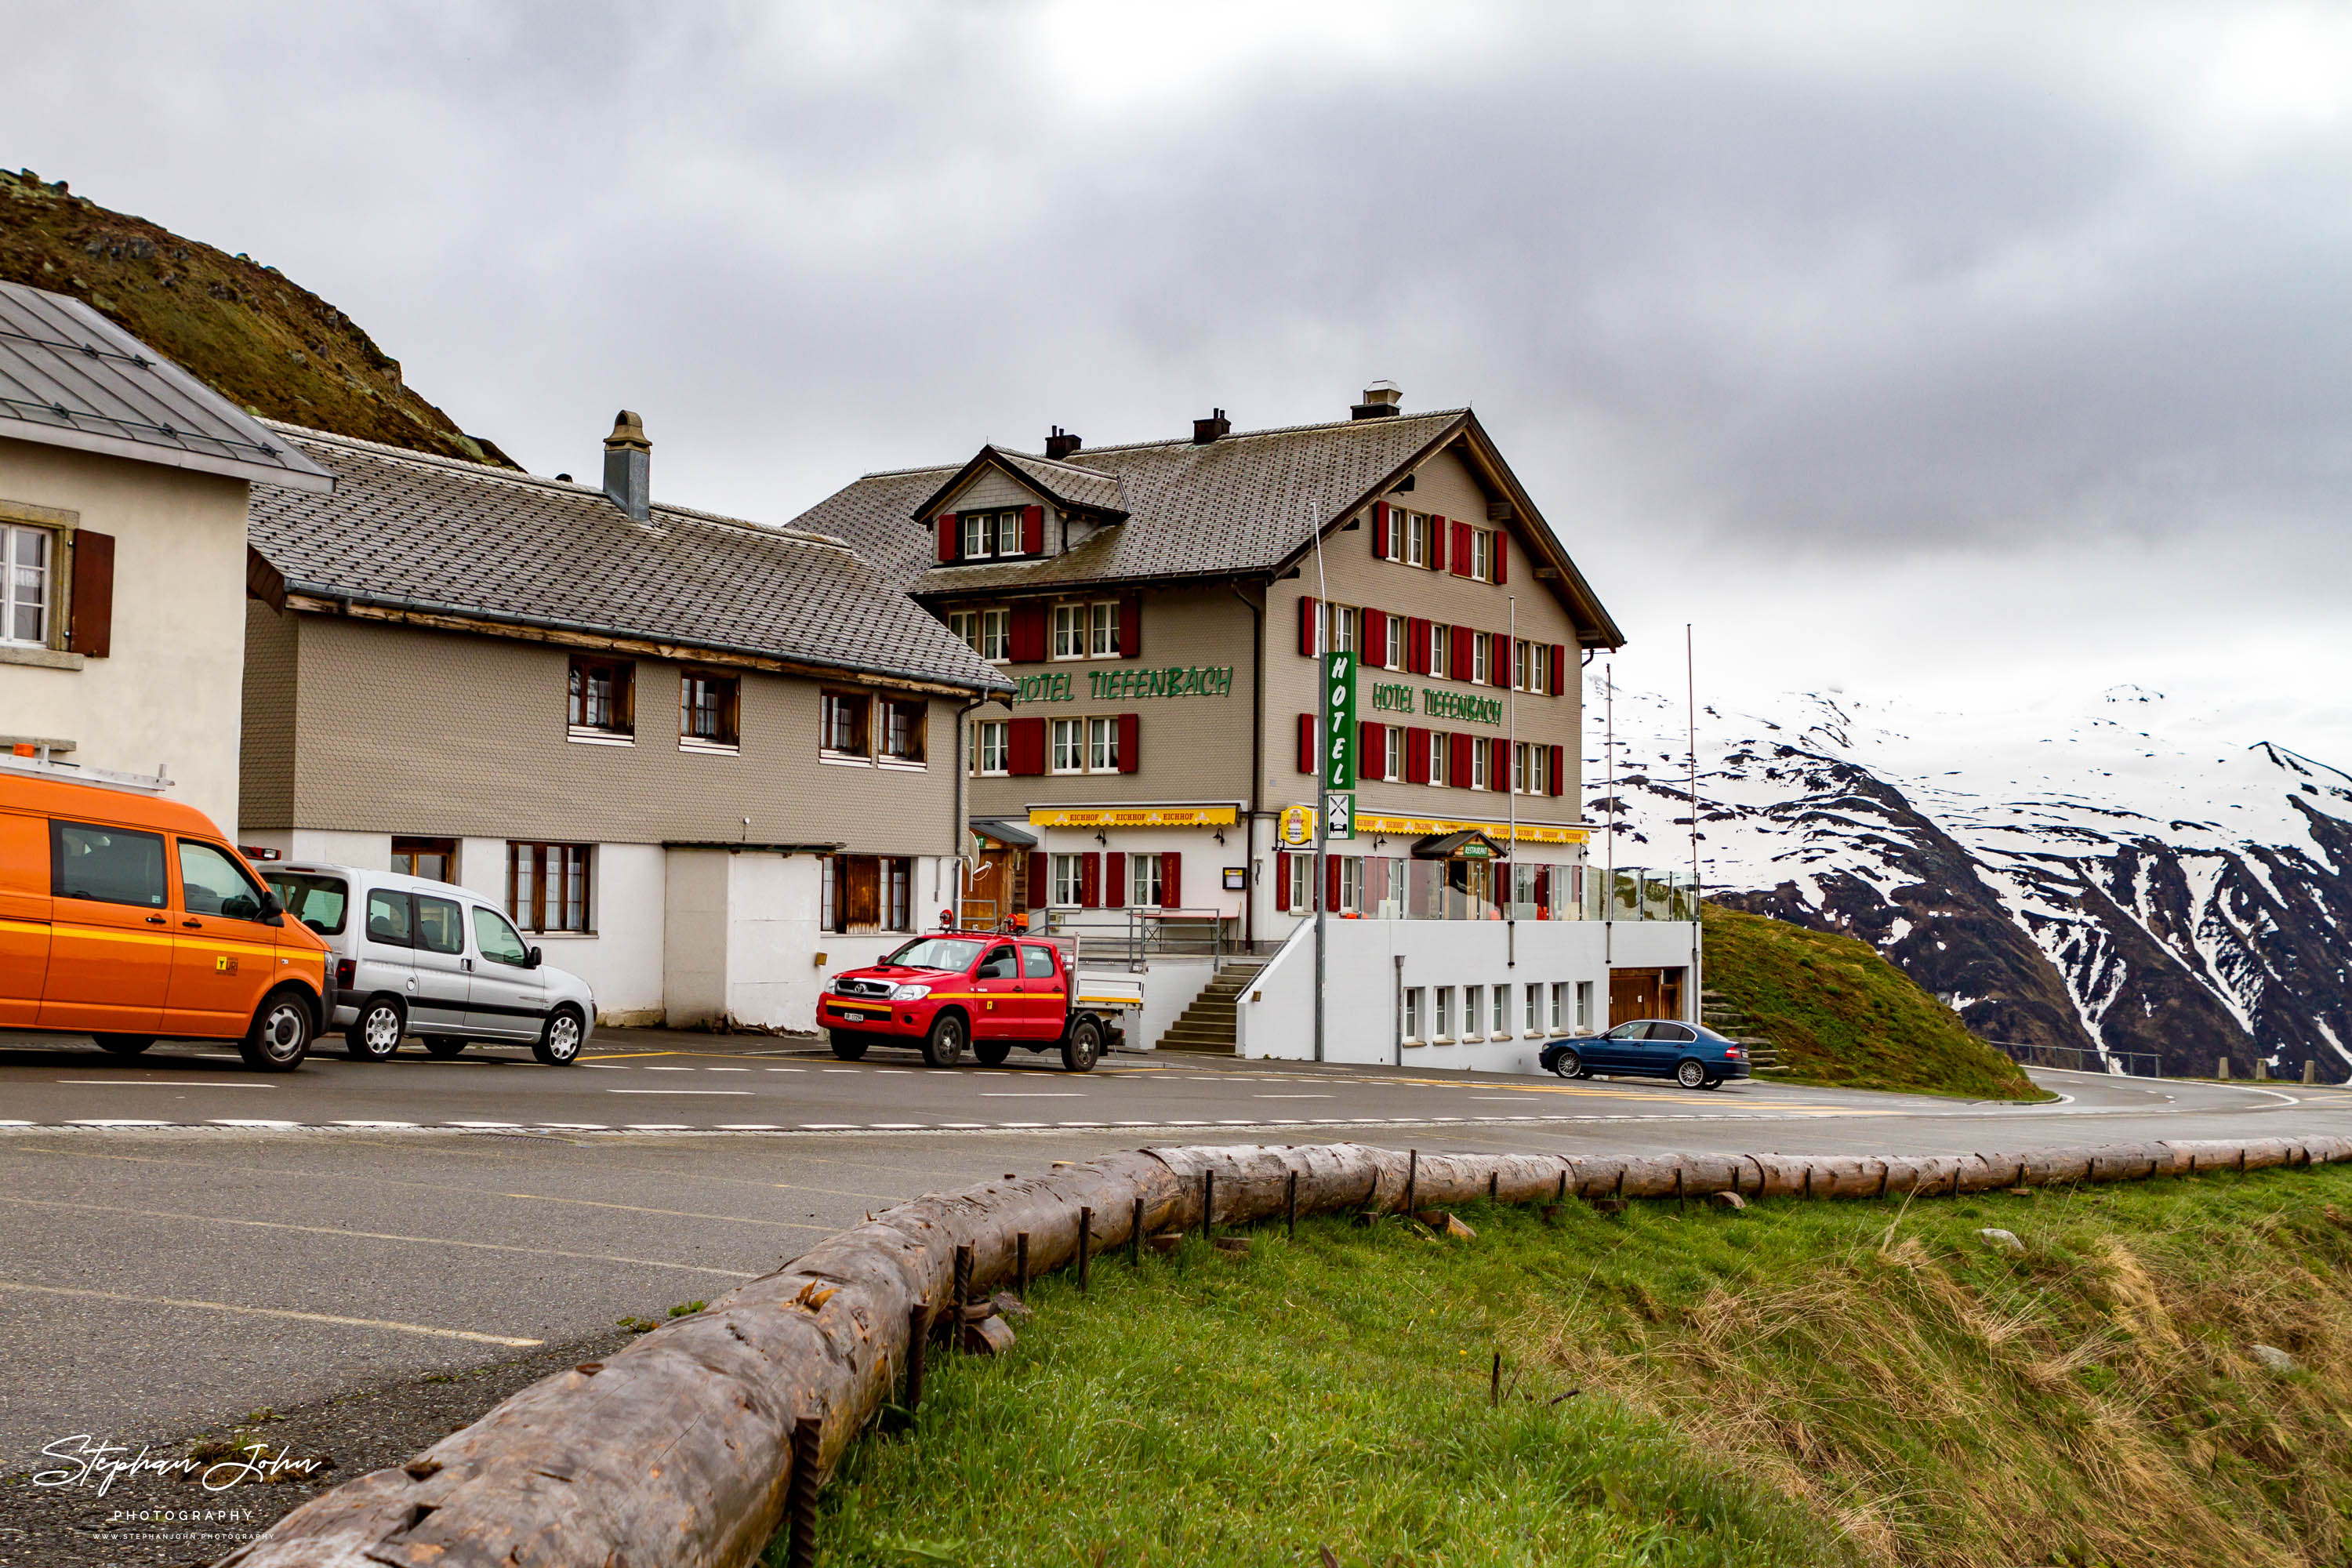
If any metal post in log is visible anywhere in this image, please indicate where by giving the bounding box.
[953,1243,972,1327]
[1287,1170,1298,1240]
[1131,1196,1144,1266]
[785,1416,821,1568]
[1015,1232,1029,1300]
[904,1302,927,1411]
[1490,1352,1501,1408]
[1202,1169,1215,1240]
[1405,1149,1418,1214]
[1488,1171,1498,1203]
[1078,1207,1091,1293]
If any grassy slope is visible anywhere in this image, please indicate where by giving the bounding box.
[797,1168,2352,1568]
[1704,902,2045,1100]
[0,166,507,464]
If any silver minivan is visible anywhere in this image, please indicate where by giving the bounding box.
[261,862,597,1065]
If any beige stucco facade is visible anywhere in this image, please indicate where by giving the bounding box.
[0,437,252,829]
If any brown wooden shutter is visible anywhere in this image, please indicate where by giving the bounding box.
[1406,727,1432,785]
[1009,602,1047,662]
[1549,744,1566,796]
[1371,501,1390,559]
[1428,515,1446,572]
[1020,504,1044,554]
[1451,521,1474,578]
[67,529,114,657]
[1116,711,1139,773]
[1493,530,1508,584]
[1118,593,1142,658]
[1104,851,1127,908]
[1026,851,1047,909]
[1298,713,1316,774]
[1274,852,1291,911]
[1298,596,1317,657]
[1008,717,1046,775]
[1361,608,1386,669]
[1450,731,1474,786]
[1079,853,1101,908]
[937,514,959,564]
[1160,851,1180,908]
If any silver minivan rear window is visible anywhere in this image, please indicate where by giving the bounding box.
[267,872,349,936]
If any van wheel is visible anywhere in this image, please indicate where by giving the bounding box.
[1675,1058,1708,1091]
[974,1040,1011,1067]
[1062,1016,1102,1073]
[95,1035,155,1057]
[238,990,314,1073]
[828,1030,869,1062]
[922,1012,967,1069]
[345,998,405,1062]
[533,1006,584,1066]
[423,1036,467,1059]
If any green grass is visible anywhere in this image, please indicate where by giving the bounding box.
[1703,903,2045,1100]
[791,1167,2352,1567]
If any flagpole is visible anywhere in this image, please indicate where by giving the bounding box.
[1507,594,1517,968]
[1687,622,1700,1024]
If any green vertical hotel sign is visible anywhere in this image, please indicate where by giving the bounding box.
[1324,649,1357,789]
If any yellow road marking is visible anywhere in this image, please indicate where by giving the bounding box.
[0,1280,541,1347]
[0,1196,756,1279]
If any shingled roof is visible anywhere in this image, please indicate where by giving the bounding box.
[248,423,1010,695]
[792,406,1624,647]
[0,280,332,492]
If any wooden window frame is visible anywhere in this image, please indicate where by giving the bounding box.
[391,836,457,883]
[508,841,592,934]
[567,656,635,740]
[880,698,927,767]
[680,669,742,751]
[820,691,873,760]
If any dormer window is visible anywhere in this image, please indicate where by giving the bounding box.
[942,505,1044,563]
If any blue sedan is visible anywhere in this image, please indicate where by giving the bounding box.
[1539,1020,1750,1090]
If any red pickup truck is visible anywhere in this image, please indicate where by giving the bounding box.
[818,931,1112,1072]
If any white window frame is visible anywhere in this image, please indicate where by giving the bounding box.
[1382,724,1404,783]
[2,524,53,648]
[1403,986,1424,1044]
[1051,853,1084,908]
[972,720,1009,776]
[962,514,993,559]
[1050,717,1085,773]
[1287,854,1312,913]
[1575,980,1595,1031]
[1471,633,1490,686]
[996,510,1022,557]
[1525,984,1542,1036]
[1471,528,1494,582]
[1330,604,1357,654]
[1088,600,1120,658]
[1087,715,1120,773]
[1491,982,1510,1038]
[1469,738,1489,790]
[1549,982,1566,1033]
[1428,734,1450,788]
[1337,855,1362,914]
[1428,623,1450,681]
[1433,985,1454,1042]
[1404,512,1428,568]
[1385,615,1404,669]
[1131,851,1163,906]
[1464,985,1483,1038]
[1052,603,1087,660]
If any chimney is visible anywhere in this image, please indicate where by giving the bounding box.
[1351,379,1402,419]
[602,410,651,521]
[1045,425,1083,460]
[1192,407,1231,445]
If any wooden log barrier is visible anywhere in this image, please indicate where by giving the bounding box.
[216,1134,2352,1567]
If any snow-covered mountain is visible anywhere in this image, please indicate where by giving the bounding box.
[1588,681,2352,1076]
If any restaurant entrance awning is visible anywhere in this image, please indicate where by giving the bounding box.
[1412,829,1507,861]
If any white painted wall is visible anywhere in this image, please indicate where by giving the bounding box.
[1238,918,1700,1074]
[662,848,731,1029]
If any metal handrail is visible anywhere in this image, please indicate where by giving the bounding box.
[1984,1039,2163,1078]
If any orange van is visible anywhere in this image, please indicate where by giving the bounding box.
[0,771,328,1070]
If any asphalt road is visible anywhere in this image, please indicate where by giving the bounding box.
[2,1026,2346,1481]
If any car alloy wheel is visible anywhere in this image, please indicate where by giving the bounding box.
[347,1000,403,1062]
[241,992,314,1072]
[924,1013,967,1069]
[535,1007,584,1066]
[1675,1059,1708,1091]
[1552,1048,1582,1080]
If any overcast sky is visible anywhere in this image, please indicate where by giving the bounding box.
[9,2,2350,756]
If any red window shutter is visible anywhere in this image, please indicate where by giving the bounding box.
[1119,593,1142,658]
[1493,631,1512,681]
[937,514,958,564]
[1298,596,1318,657]
[1105,852,1127,908]
[1450,625,1473,679]
[1406,618,1429,676]
[1551,644,1566,695]
[1428,515,1446,572]
[1492,737,1510,791]
[1080,852,1101,908]
[1360,720,1384,779]
[1406,727,1432,785]
[1450,731,1473,786]
[1027,851,1047,908]
[1549,744,1566,796]
[1361,607,1385,668]
[1493,532,1508,584]
[1274,852,1291,912]
[1117,711,1139,774]
[1010,602,1047,662]
[1161,851,1180,908]
[1327,855,1342,913]
[1020,504,1044,554]
[1298,712,1316,774]
[67,530,114,656]
[1451,521,1474,577]
[1371,501,1390,558]
[1008,717,1046,775]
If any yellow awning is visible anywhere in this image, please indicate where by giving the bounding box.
[1029,805,1240,829]
[1357,815,1590,846]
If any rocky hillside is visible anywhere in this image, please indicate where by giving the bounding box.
[1595,683,2352,1080]
[0,166,507,465]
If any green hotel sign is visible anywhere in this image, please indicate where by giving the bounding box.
[1369,681,1505,728]
[1324,650,1357,789]
[1011,665,1236,705]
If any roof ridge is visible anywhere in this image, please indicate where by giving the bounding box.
[267,419,855,552]
[1054,406,1469,459]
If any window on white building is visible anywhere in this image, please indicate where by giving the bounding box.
[2,524,53,647]
[1051,853,1085,907]
[1526,984,1542,1035]
[1434,986,1454,1041]
[1575,980,1595,1031]
[1463,985,1483,1038]
[1403,986,1424,1043]
[1131,852,1163,906]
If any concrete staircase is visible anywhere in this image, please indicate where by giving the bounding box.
[1155,963,1266,1055]
[1700,989,1784,1072]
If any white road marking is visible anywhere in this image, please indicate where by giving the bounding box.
[717,1123,782,1131]
[706,1067,750,1073]
[766,1067,805,1073]
[822,1069,859,1074]
[1254,1094,1334,1099]
[644,1065,695,1073]
[209,1119,299,1128]
[56,1080,274,1088]
[994,1121,1047,1127]
[70,1119,172,1127]
[980,1092,1084,1098]
[0,1279,543,1346]
[608,1089,753,1095]
[448,1120,521,1128]
[334,1120,416,1128]
[624,1123,688,1130]
[869,1122,927,1130]
[581,1063,628,1069]
[533,1123,608,1131]
[800,1123,859,1130]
